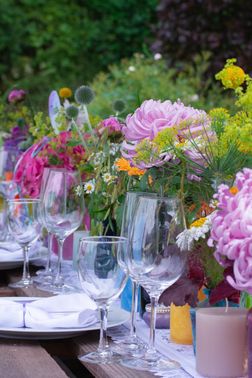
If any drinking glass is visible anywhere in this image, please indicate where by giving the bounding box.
[0,148,19,242]
[78,236,128,364]
[7,199,42,288]
[115,192,157,355]
[33,168,55,283]
[42,169,84,293]
[121,196,188,371]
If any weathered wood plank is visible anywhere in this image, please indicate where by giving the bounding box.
[0,340,68,378]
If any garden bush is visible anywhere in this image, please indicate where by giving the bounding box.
[152,0,252,75]
[0,0,157,106]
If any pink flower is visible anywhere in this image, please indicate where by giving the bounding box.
[210,168,252,293]
[100,116,123,134]
[8,89,26,103]
[122,99,210,168]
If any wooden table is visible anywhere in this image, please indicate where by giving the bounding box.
[0,268,155,378]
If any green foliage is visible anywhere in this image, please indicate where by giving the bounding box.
[0,0,157,107]
[89,53,234,118]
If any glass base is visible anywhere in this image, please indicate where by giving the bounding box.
[121,356,180,371]
[79,350,121,365]
[9,277,33,289]
[36,282,78,294]
[112,335,146,357]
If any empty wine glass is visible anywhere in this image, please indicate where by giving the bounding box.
[33,167,56,284]
[0,148,19,242]
[115,192,157,356]
[78,236,128,364]
[41,168,84,293]
[121,196,188,371]
[7,199,42,288]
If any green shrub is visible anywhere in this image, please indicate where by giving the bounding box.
[89,52,234,118]
[0,0,157,107]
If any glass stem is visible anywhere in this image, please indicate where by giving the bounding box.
[98,305,109,356]
[129,279,138,338]
[45,232,53,274]
[22,245,30,282]
[148,296,158,352]
[54,237,64,286]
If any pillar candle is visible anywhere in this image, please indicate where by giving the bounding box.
[196,307,248,377]
[170,303,193,345]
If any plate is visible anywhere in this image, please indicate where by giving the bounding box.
[0,256,40,270]
[0,297,129,340]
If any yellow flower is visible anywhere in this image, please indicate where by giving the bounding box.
[190,217,207,228]
[229,186,239,195]
[128,167,146,176]
[216,60,246,89]
[59,87,72,98]
[115,158,131,172]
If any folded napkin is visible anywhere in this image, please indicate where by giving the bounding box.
[0,294,97,329]
[0,241,39,261]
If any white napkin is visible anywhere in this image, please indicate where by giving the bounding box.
[0,294,97,329]
[0,241,39,261]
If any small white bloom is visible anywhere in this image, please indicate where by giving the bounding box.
[103,173,112,183]
[92,151,105,166]
[154,53,162,60]
[189,94,199,102]
[75,185,83,197]
[84,180,95,194]
[128,66,136,72]
[110,143,120,156]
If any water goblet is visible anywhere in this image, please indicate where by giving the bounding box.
[7,198,42,288]
[115,192,157,356]
[78,236,128,364]
[41,168,84,293]
[121,196,188,371]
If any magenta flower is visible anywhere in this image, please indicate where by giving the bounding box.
[100,116,123,134]
[122,99,210,168]
[209,168,252,293]
[8,89,26,103]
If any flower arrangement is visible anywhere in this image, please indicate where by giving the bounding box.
[209,168,252,294]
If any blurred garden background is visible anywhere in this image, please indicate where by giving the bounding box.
[1,0,252,115]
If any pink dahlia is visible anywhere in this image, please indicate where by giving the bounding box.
[209,168,252,293]
[122,99,210,168]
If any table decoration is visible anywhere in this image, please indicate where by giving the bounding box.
[196,307,248,377]
[170,304,193,345]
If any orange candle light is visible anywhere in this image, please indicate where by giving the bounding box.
[170,303,193,345]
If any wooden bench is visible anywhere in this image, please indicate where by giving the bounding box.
[0,268,155,378]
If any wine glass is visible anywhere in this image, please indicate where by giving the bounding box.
[121,196,188,371]
[0,148,19,242]
[7,199,42,288]
[41,168,84,293]
[115,192,157,356]
[78,236,128,364]
[33,167,56,284]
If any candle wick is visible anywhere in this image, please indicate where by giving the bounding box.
[225,298,228,313]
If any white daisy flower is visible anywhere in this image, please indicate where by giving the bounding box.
[176,215,213,251]
[103,173,112,183]
[84,180,95,194]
